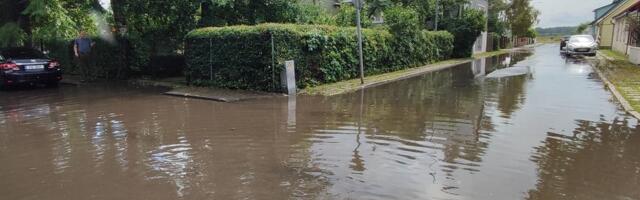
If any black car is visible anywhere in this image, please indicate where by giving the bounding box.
[560,36,570,51]
[0,47,62,88]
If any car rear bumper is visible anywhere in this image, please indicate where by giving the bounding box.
[1,70,62,85]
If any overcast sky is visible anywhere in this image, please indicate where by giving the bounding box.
[533,0,614,28]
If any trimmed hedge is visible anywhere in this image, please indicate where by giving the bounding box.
[45,37,187,79]
[185,23,453,92]
[45,37,131,79]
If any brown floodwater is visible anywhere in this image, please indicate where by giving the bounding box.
[1,45,639,200]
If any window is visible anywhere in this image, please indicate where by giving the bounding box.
[569,36,594,43]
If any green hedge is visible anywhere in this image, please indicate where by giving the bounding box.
[45,37,186,79]
[45,37,131,79]
[185,23,453,92]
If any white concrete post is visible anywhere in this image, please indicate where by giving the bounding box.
[285,60,296,95]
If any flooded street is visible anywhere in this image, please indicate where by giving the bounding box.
[1,44,640,200]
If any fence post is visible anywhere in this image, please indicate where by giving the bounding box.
[209,38,214,81]
[271,33,276,91]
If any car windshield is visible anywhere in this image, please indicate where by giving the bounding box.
[570,36,594,43]
[1,48,46,59]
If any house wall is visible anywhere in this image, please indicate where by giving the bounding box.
[629,46,640,64]
[597,0,637,48]
[612,17,630,54]
[599,23,615,48]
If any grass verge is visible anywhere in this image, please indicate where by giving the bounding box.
[536,36,562,44]
[595,51,640,112]
[600,49,628,61]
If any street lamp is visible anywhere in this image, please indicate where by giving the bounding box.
[343,0,365,84]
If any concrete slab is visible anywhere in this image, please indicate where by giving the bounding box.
[164,87,282,102]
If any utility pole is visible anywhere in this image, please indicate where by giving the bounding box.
[355,0,365,84]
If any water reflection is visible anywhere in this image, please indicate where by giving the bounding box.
[528,118,640,200]
[304,55,524,199]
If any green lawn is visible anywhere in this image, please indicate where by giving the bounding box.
[600,49,628,61]
[596,51,640,112]
[537,36,561,44]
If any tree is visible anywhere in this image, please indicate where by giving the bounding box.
[23,0,80,41]
[367,0,393,18]
[627,15,640,47]
[198,0,299,27]
[575,22,590,34]
[488,0,509,36]
[443,8,486,58]
[0,23,27,47]
[506,0,539,37]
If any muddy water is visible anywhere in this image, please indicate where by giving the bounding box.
[1,45,639,200]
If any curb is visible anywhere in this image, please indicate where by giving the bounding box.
[592,53,640,120]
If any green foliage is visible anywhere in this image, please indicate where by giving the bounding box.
[113,0,199,72]
[525,28,537,38]
[295,4,336,25]
[22,0,85,41]
[199,0,299,27]
[443,8,486,58]
[384,6,420,35]
[0,23,27,47]
[488,0,509,36]
[507,0,539,37]
[185,23,453,91]
[46,37,131,79]
[367,0,393,18]
[335,4,372,28]
[575,22,590,34]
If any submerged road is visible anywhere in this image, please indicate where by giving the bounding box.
[1,44,639,200]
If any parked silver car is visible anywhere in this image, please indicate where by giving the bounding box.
[565,35,597,56]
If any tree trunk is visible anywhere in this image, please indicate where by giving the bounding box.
[110,0,129,79]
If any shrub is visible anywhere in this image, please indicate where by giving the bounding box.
[45,37,132,79]
[0,23,27,47]
[147,55,186,78]
[443,9,486,58]
[335,4,372,28]
[295,4,336,25]
[384,6,420,36]
[185,23,453,92]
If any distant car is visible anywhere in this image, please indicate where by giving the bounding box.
[0,47,62,88]
[565,35,598,57]
[560,35,570,50]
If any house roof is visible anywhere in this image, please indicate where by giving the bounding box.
[594,0,636,25]
[625,0,640,12]
[613,0,640,20]
[592,0,624,25]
